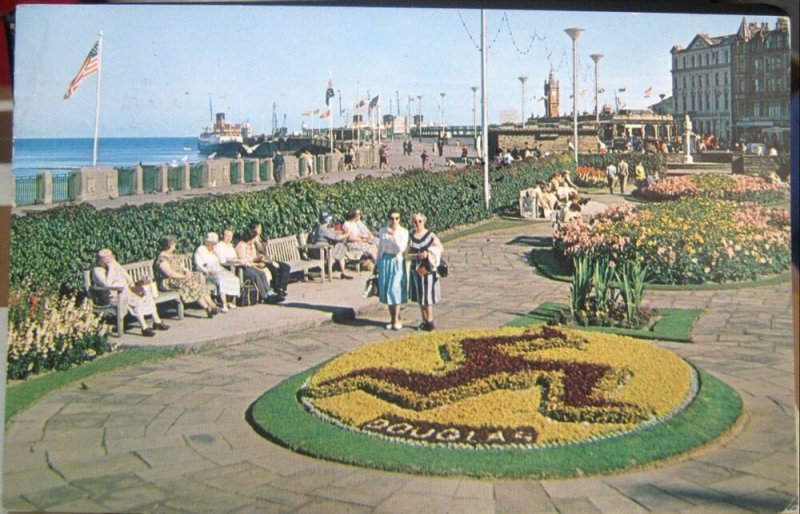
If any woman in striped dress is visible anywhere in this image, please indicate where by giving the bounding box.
[377,207,409,330]
[406,213,443,331]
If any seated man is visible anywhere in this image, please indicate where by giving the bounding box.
[92,248,169,337]
[194,233,241,313]
[311,211,353,280]
[214,228,274,303]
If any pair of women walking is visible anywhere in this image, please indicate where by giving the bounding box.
[376,207,444,331]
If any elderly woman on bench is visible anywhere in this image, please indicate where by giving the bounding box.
[92,249,170,337]
[155,235,220,318]
[195,232,241,313]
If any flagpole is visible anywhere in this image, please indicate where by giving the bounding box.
[92,31,104,167]
[481,10,490,209]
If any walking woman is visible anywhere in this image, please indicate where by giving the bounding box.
[407,213,443,331]
[377,207,409,330]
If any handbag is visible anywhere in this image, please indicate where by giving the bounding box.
[237,279,260,307]
[436,257,449,278]
[416,260,430,278]
[130,278,150,297]
[363,273,379,298]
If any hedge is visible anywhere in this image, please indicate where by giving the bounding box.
[11,155,573,293]
[578,153,666,174]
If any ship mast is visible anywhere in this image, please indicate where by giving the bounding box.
[208,93,213,123]
[271,102,278,136]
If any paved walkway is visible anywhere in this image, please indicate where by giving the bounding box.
[3,207,798,513]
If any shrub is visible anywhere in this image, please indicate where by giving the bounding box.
[11,155,573,293]
[554,198,790,284]
[635,173,788,203]
[8,284,112,380]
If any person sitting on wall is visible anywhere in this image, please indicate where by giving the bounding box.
[92,249,169,337]
[214,228,274,303]
[194,232,241,313]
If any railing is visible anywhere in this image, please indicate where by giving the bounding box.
[259,160,270,181]
[142,166,159,193]
[190,164,205,189]
[167,166,184,191]
[118,167,136,196]
[244,160,255,183]
[52,172,76,202]
[229,163,239,184]
[15,175,39,205]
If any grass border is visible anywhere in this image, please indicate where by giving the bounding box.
[505,302,702,343]
[5,346,186,425]
[528,244,791,291]
[247,364,742,479]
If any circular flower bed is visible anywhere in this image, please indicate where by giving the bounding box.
[554,198,790,284]
[248,326,742,478]
[635,173,788,203]
[300,326,694,449]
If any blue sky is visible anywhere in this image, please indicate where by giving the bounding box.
[13,4,780,138]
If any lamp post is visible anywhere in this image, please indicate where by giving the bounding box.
[518,75,528,125]
[407,95,413,138]
[565,27,583,166]
[470,86,479,138]
[590,54,603,124]
[417,95,423,142]
[440,92,446,128]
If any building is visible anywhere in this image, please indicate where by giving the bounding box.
[499,110,518,125]
[670,17,790,150]
[543,71,560,118]
[730,17,791,150]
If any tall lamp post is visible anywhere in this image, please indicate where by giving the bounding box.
[407,95,413,138]
[518,75,528,125]
[590,54,603,124]
[470,86,479,138]
[565,27,583,166]
[417,95,423,142]
[440,92,446,129]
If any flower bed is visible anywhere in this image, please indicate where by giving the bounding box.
[574,166,607,188]
[554,198,790,284]
[299,326,694,448]
[635,173,788,203]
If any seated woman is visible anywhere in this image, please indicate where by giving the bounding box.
[342,208,378,261]
[194,232,241,312]
[92,249,169,337]
[236,228,285,302]
[214,228,273,303]
[553,170,579,202]
[533,180,560,215]
[312,211,353,280]
[562,197,584,223]
[154,235,220,318]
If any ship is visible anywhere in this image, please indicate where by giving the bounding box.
[197,112,253,157]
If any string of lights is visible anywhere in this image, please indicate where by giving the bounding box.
[457,9,505,51]
[501,12,545,55]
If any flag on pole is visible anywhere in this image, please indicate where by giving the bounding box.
[320,109,331,119]
[63,40,100,99]
[356,99,367,108]
[643,86,653,98]
[302,110,313,116]
[368,95,380,109]
[618,87,627,92]
[325,80,335,106]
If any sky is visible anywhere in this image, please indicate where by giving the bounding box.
[12,4,782,138]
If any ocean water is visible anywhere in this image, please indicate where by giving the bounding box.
[12,137,203,176]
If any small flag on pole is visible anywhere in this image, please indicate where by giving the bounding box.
[618,87,626,92]
[368,95,380,109]
[64,40,100,100]
[325,80,335,106]
[644,86,653,98]
[320,109,331,119]
[356,99,367,108]
[313,108,320,115]
[302,110,313,116]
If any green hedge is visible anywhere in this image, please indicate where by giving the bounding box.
[578,153,666,173]
[11,155,573,293]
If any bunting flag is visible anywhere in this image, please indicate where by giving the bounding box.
[313,108,320,115]
[326,79,335,106]
[302,110,313,116]
[64,40,100,100]
[618,87,627,92]
[368,95,380,109]
[356,99,367,108]
[320,109,331,119]
[644,86,653,98]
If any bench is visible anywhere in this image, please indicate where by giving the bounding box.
[265,234,326,282]
[84,259,184,337]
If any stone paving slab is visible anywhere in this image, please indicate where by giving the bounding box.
[3,219,798,513]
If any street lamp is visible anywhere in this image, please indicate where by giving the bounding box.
[440,92,446,128]
[565,27,584,166]
[590,54,603,124]
[470,86,479,137]
[417,95,423,142]
[518,75,528,125]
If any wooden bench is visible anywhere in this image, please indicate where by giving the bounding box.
[84,259,184,337]
[265,234,326,282]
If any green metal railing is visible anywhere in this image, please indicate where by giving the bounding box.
[229,163,239,184]
[142,166,159,193]
[52,172,76,202]
[15,175,40,205]
[190,164,205,189]
[259,159,271,181]
[244,160,255,183]
[118,167,136,196]
[167,167,184,191]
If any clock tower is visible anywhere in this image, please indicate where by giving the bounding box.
[544,71,560,118]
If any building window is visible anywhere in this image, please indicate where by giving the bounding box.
[724,93,728,110]
[683,76,687,88]
[724,71,728,85]
[715,73,719,86]
[768,103,781,117]
[754,59,762,71]
[683,56,686,68]
[753,103,761,117]
[692,55,695,67]
[754,79,761,92]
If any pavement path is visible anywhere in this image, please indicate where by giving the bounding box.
[3,207,797,513]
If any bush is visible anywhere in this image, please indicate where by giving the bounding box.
[554,198,790,284]
[8,284,112,380]
[578,154,665,174]
[635,173,789,203]
[11,155,574,293]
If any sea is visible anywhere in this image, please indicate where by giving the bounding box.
[12,137,203,177]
